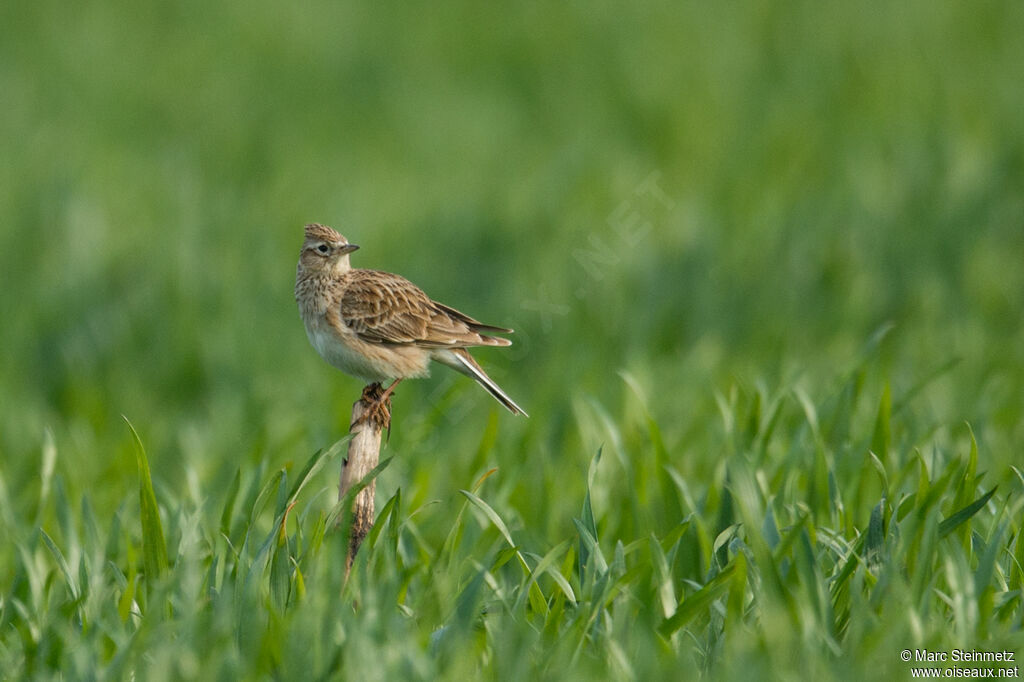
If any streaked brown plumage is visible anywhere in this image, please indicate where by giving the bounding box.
[295,223,527,416]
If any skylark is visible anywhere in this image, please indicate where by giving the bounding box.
[295,223,528,422]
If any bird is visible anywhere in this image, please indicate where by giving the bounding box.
[295,223,527,427]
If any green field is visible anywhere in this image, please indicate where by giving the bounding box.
[2,1,1023,679]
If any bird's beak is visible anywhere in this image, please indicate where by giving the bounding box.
[339,243,360,254]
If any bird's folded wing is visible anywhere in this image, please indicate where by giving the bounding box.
[341,270,488,347]
[433,302,513,334]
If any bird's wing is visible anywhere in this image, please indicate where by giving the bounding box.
[341,270,506,348]
[432,302,513,334]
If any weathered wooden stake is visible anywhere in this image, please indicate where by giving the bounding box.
[338,387,387,578]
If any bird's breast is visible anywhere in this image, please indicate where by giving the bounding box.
[304,323,377,382]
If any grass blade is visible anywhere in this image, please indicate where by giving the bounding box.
[287,436,350,505]
[939,487,997,539]
[124,417,169,591]
[659,562,737,636]
[459,489,515,548]
[220,468,241,538]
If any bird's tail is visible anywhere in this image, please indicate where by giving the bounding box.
[436,349,528,417]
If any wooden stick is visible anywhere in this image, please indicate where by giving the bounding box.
[338,387,387,578]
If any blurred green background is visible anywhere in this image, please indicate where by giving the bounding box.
[3,1,1021,499]
[1,3,1023,672]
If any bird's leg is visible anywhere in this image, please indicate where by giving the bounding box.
[374,379,402,439]
[353,379,402,434]
[378,378,402,403]
[351,382,383,430]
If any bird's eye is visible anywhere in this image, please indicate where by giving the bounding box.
[317,244,330,254]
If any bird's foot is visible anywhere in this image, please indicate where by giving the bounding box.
[360,382,385,404]
[353,380,399,435]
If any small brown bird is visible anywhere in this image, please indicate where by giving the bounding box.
[295,223,527,421]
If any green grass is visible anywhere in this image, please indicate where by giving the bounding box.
[4,360,1023,680]
[2,0,1024,679]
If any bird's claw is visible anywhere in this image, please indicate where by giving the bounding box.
[353,382,394,434]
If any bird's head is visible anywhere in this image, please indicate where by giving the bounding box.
[299,223,359,273]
